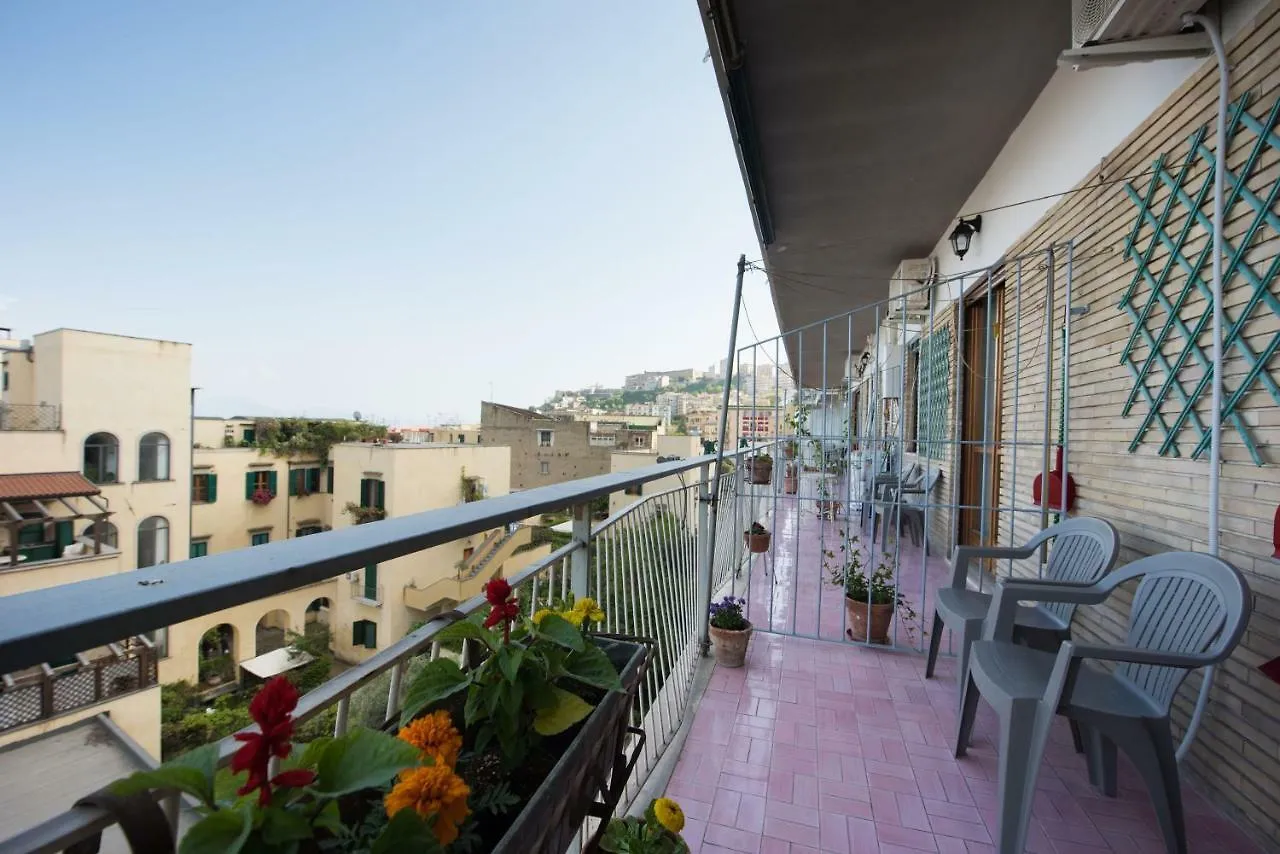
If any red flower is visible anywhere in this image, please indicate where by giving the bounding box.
[270,768,317,789]
[231,676,301,805]
[482,577,519,642]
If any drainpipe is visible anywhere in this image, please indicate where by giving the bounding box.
[1179,11,1227,764]
[189,388,198,560]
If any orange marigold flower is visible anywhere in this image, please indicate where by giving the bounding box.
[384,765,471,845]
[397,710,463,767]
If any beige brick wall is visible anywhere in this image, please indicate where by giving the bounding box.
[981,5,1280,842]
[480,403,611,490]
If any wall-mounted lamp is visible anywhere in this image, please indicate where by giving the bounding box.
[949,215,982,260]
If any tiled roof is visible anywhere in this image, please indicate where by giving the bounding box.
[0,472,100,502]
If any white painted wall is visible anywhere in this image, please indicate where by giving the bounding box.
[928,0,1269,304]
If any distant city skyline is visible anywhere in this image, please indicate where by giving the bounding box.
[0,3,780,424]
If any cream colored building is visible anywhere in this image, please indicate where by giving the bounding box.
[167,429,549,681]
[0,328,192,758]
[608,435,702,516]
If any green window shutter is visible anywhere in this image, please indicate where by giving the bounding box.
[364,563,378,600]
[289,469,300,496]
[267,470,278,495]
[18,524,43,545]
[245,472,256,500]
[251,531,270,546]
[307,468,320,493]
[326,466,335,494]
[243,428,256,444]
[351,621,362,647]
[376,480,386,510]
[190,541,208,558]
[207,474,217,503]
[364,621,377,649]
[54,521,74,553]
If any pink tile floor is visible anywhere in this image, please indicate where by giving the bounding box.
[668,492,1263,853]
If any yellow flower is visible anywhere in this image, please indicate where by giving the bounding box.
[572,597,606,623]
[384,765,471,845]
[532,608,553,626]
[653,797,685,834]
[397,710,463,768]
[560,609,585,627]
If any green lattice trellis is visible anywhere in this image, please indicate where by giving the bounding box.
[917,326,951,458]
[1120,92,1280,466]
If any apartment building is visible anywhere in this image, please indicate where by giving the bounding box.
[608,435,702,516]
[0,328,192,757]
[389,424,482,445]
[480,401,614,489]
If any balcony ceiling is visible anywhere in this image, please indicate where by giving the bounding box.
[700,0,1067,384]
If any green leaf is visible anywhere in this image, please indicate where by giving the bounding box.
[112,743,220,808]
[434,620,498,652]
[400,658,472,726]
[535,614,585,652]
[260,808,313,845]
[532,687,594,736]
[496,645,525,683]
[179,805,252,854]
[313,800,343,835]
[563,643,623,692]
[372,809,446,854]
[315,727,419,797]
[464,683,487,727]
[283,737,331,772]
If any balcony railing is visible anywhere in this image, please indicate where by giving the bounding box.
[0,637,158,734]
[348,578,384,605]
[0,447,767,853]
[0,403,61,431]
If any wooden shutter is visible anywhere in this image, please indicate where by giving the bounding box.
[326,466,335,494]
[364,563,378,600]
[307,468,320,493]
[376,480,386,510]
[364,621,376,649]
[54,520,73,553]
[267,470,278,495]
[245,471,255,500]
[208,474,218,503]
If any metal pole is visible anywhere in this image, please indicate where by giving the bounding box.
[570,503,590,599]
[700,255,747,655]
[1180,10,1229,764]
[1040,248,1056,544]
[1061,242,1074,517]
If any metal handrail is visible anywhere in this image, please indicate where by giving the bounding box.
[0,452,749,675]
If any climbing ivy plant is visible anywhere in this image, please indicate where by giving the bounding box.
[254,418,387,465]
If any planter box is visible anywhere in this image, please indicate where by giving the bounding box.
[492,636,652,854]
[746,459,773,485]
[744,532,771,553]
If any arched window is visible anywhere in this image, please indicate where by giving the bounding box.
[82,520,118,549]
[83,433,119,484]
[138,432,170,481]
[137,516,169,568]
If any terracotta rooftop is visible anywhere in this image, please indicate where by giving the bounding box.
[0,473,100,502]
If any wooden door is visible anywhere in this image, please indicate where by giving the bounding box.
[959,286,1004,547]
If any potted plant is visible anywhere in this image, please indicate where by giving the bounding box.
[598,797,690,853]
[708,596,751,668]
[251,487,275,506]
[743,522,771,553]
[824,535,916,644]
[815,478,842,519]
[746,452,773,485]
[783,462,798,495]
[783,439,798,460]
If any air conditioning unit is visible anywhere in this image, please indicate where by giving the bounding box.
[887,258,934,316]
[1072,0,1204,47]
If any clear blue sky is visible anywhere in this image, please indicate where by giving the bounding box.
[0,2,779,423]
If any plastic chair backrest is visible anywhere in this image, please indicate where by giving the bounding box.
[1038,518,1120,623]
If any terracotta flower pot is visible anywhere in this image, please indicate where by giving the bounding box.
[747,460,773,485]
[783,476,798,494]
[783,445,796,460]
[845,598,895,644]
[744,531,771,553]
[709,622,753,667]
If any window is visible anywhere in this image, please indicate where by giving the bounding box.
[138,432,170,481]
[251,531,270,546]
[326,466,335,494]
[190,540,209,559]
[359,478,385,509]
[916,327,952,457]
[458,435,466,443]
[537,429,553,448]
[363,563,378,600]
[242,427,256,445]
[83,432,119,484]
[296,525,322,537]
[633,435,645,447]
[244,469,278,500]
[352,619,377,649]
[539,461,550,475]
[82,520,118,548]
[2,369,7,392]
[192,472,218,503]
[624,484,643,496]
[290,468,321,496]
[137,516,169,568]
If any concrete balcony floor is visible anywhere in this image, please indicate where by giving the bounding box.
[665,495,1262,853]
